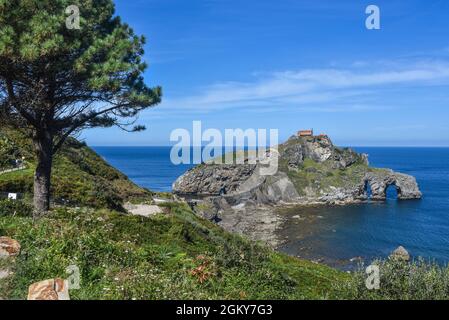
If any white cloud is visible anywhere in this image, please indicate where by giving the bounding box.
[158,58,449,114]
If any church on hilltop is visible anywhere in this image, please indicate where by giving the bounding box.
[297,129,328,138]
[298,129,313,137]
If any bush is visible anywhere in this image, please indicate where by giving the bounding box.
[338,258,449,300]
[0,168,34,194]
[0,199,33,217]
[0,204,347,300]
[89,179,124,211]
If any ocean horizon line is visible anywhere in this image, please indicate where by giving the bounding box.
[91,145,449,148]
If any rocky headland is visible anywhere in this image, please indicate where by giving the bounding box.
[173,133,422,246]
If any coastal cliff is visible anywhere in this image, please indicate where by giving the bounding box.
[173,134,422,245]
[174,134,422,205]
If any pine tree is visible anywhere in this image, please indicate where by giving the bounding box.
[0,0,162,214]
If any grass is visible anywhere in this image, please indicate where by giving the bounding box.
[0,167,34,179]
[1,132,447,300]
[0,130,151,209]
[0,201,348,300]
[338,258,449,300]
[280,156,380,197]
[1,182,448,300]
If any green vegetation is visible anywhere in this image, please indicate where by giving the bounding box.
[0,134,22,171]
[0,168,34,195]
[0,199,33,217]
[339,258,449,300]
[275,135,390,197]
[0,201,347,300]
[3,198,448,300]
[1,132,444,300]
[0,130,151,210]
[280,156,378,196]
[0,0,161,212]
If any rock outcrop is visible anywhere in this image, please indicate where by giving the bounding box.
[173,163,256,195]
[281,135,368,169]
[363,171,422,200]
[0,269,12,280]
[173,133,422,230]
[27,278,70,300]
[389,246,410,262]
[0,237,21,258]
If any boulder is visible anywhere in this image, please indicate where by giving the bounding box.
[27,278,70,300]
[0,269,12,280]
[390,246,410,261]
[0,236,21,258]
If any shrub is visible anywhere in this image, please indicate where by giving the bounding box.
[338,258,449,300]
[89,179,124,211]
[0,204,347,300]
[0,199,33,217]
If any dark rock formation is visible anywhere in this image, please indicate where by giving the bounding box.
[173,133,422,214]
[282,143,304,169]
[280,135,368,170]
[332,147,367,169]
[172,163,256,195]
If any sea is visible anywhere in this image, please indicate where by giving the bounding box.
[94,146,449,268]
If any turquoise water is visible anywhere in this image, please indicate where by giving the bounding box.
[94,146,449,266]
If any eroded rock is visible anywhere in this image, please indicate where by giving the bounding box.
[173,164,256,195]
[0,269,12,280]
[390,246,410,261]
[174,133,422,214]
[282,143,304,169]
[0,237,21,258]
[363,171,422,200]
[27,278,70,300]
[174,133,423,254]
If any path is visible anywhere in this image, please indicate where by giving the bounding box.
[0,165,26,176]
[124,203,164,217]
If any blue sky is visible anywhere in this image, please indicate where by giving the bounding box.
[83,0,449,146]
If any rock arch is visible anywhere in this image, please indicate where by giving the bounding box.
[363,171,421,200]
[384,182,401,199]
[363,180,373,199]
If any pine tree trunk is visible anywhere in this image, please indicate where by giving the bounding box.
[33,131,53,215]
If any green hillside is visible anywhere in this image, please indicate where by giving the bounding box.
[1,131,448,300]
[0,130,150,210]
[0,202,348,299]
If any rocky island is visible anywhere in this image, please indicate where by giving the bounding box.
[173,132,422,246]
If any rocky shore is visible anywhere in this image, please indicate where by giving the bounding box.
[173,133,422,246]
